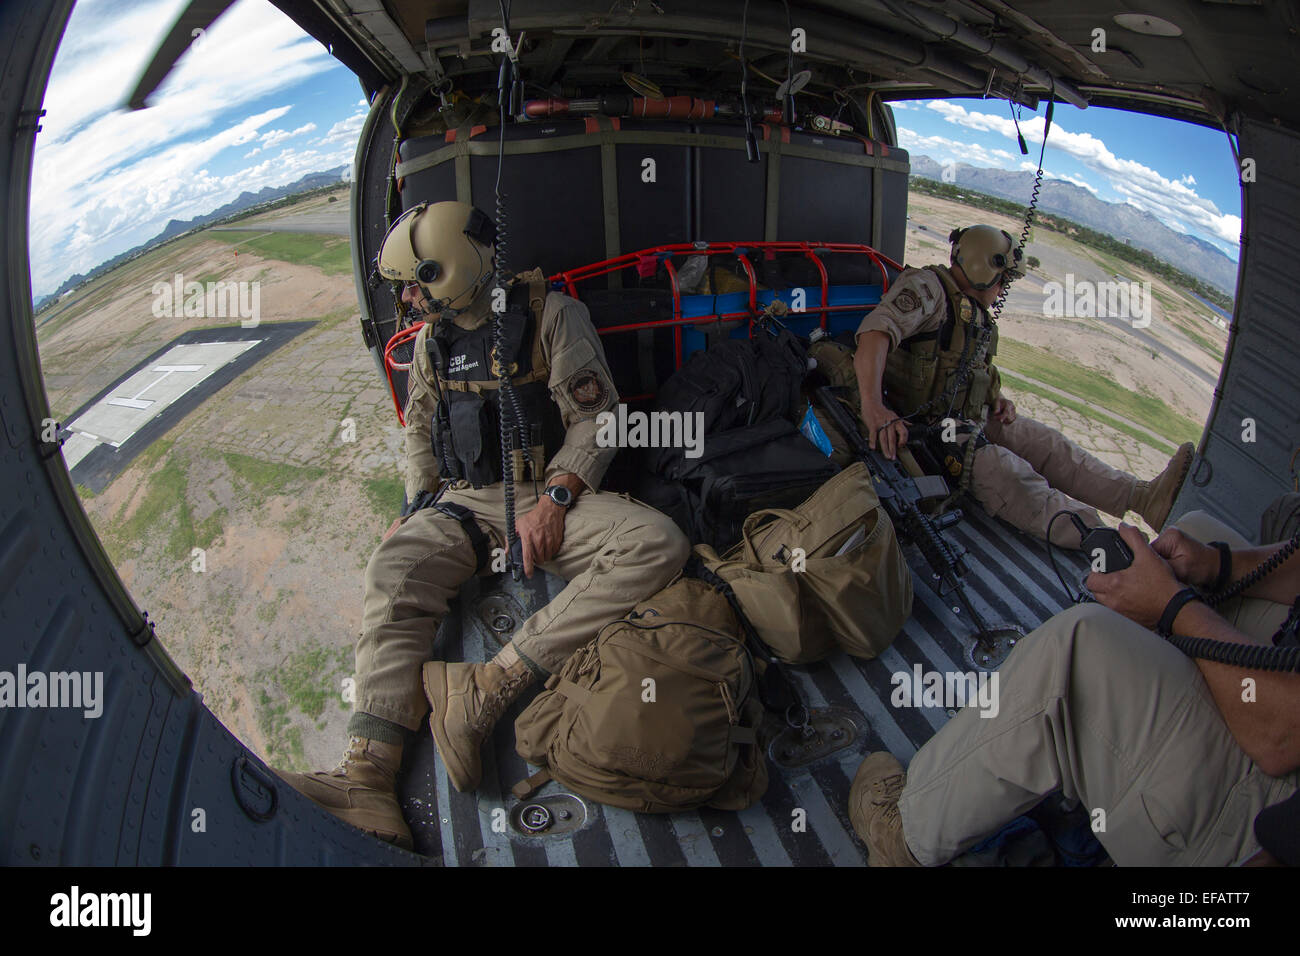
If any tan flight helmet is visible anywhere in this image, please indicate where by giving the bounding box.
[377,200,496,312]
[949,224,1025,290]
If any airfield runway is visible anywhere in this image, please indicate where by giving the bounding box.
[211,208,349,236]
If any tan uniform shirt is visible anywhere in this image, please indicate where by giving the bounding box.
[402,290,620,500]
[853,266,1002,410]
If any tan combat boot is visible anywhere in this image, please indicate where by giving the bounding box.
[275,737,412,850]
[1130,442,1194,530]
[848,752,921,867]
[423,644,535,792]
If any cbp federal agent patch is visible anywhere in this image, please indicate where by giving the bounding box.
[893,288,921,314]
[569,370,609,410]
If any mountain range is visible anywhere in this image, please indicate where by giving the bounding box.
[34,166,350,309]
[37,157,1240,307]
[909,155,1239,295]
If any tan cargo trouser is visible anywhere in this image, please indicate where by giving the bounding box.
[967,415,1137,547]
[899,511,1300,866]
[354,484,690,730]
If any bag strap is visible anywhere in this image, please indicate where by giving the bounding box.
[684,555,799,717]
[740,508,811,564]
[432,500,492,573]
[511,768,552,801]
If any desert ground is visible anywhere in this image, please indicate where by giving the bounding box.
[33,183,1230,771]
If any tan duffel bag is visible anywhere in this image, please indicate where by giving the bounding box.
[694,461,912,663]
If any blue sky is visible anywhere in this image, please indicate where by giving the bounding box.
[893,97,1242,257]
[29,0,366,298]
[29,0,1244,298]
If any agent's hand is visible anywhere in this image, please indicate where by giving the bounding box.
[991,397,1017,424]
[513,497,567,577]
[862,400,908,460]
[383,516,405,541]
[1086,523,1185,629]
[1152,527,1220,589]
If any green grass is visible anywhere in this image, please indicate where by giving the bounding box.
[255,641,352,769]
[255,587,290,624]
[195,507,227,549]
[1000,371,1177,456]
[995,339,1203,447]
[104,442,197,563]
[222,451,326,495]
[213,231,352,276]
[362,474,405,516]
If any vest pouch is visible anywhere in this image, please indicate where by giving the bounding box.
[446,390,501,487]
[885,339,939,417]
[963,364,993,419]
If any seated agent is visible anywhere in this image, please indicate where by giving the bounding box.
[852,224,1194,546]
[848,512,1300,867]
[276,201,689,848]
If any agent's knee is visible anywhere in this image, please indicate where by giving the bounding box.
[633,510,691,574]
[1005,603,1122,682]
[1172,510,1248,549]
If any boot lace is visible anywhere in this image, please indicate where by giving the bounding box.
[469,670,531,735]
[871,771,906,804]
[332,737,367,775]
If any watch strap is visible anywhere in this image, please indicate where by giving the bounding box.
[1157,586,1201,637]
[545,484,574,508]
[1208,541,1233,596]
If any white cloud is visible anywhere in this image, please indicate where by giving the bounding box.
[897,127,1018,170]
[923,99,1241,246]
[1050,173,1099,194]
[28,0,350,297]
[245,122,318,156]
[323,110,366,145]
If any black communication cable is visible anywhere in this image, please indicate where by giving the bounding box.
[779,0,796,125]
[739,0,759,162]
[493,0,530,581]
[1048,509,1300,672]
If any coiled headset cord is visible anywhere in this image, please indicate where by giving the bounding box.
[492,0,534,581]
[1048,509,1300,672]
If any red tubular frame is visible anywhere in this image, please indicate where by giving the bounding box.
[382,240,902,425]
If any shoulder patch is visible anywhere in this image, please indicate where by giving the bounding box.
[893,288,921,314]
[568,369,609,411]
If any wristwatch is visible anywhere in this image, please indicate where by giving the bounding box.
[544,484,575,509]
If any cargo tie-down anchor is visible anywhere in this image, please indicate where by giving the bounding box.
[768,705,861,769]
[508,792,587,837]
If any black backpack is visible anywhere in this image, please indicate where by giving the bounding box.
[636,323,836,552]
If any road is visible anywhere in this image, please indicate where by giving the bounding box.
[211,207,350,236]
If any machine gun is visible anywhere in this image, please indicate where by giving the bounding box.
[811,385,1022,667]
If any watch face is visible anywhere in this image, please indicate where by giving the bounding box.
[548,486,572,507]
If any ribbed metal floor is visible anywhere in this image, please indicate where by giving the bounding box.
[397,503,1093,866]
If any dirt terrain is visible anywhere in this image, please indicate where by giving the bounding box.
[34,185,1230,770]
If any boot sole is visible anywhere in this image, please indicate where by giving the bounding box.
[274,770,414,851]
[423,662,481,793]
[331,807,415,852]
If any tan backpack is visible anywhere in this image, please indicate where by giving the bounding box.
[513,575,768,813]
[694,461,912,664]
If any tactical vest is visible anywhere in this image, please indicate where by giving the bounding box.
[883,264,998,422]
[426,273,565,488]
